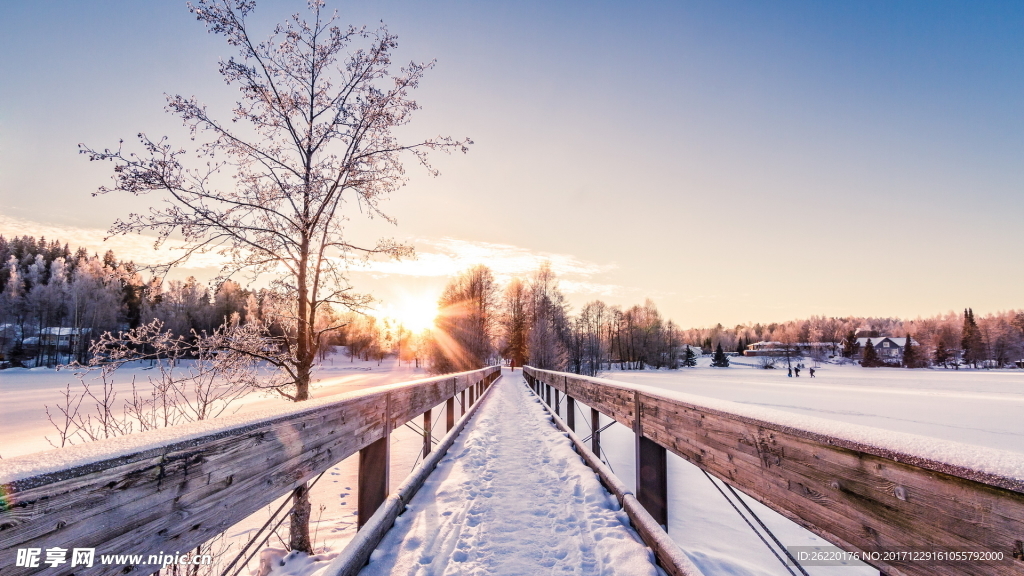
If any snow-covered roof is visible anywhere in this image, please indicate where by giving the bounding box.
[39,327,91,335]
[856,337,917,347]
[747,341,833,348]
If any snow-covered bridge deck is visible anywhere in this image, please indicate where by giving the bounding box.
[351,373,665,576]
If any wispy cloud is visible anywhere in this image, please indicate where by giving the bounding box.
[1,215,637,299]
[0,214,226,269]
[354,237,630,297]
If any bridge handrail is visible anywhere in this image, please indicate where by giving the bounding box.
[0,365,500,576]
[524,366,1024,576]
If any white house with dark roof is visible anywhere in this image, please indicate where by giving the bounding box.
[853,336,918,361]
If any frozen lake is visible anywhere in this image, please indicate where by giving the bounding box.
[604,358,1024,453]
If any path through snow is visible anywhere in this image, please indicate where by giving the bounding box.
[358,373,663,576]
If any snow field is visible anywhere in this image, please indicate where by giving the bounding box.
[359,374,663,576]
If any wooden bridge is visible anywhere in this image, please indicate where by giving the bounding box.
[2,366,1023,576]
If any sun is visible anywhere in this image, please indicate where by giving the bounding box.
[376,293,439,333]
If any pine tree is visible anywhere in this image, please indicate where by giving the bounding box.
[961,308,982,368]
[861,338,879,367]
[961,308,972,363]
[902,334,918,368]
[842,329,859,358]
[683,345,697,367]
[934,340,950,367]
[735,337,746,355]
[711,343,730,367]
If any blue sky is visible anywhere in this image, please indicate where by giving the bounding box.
[2,1,1022,326]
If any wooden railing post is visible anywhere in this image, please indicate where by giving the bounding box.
[446,396,455,432]
[567,396,576,432]
[423,409,432,458]
[358,392,390,530]
[461,389,466,412]
[636,391,668,527]
[546,383,552,406]
[591,407,601,456]
[554,389,560,415]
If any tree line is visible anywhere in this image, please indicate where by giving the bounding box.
[0,235,259,367]
[681,310,1024,369]
[422,264,1024,374]
[423,263,694,376]
[6,233,1018,373]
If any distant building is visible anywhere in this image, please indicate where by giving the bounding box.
[743,341,835,357]
[38,327,91,351]
[852,337,918,361]
[685,344,703,357]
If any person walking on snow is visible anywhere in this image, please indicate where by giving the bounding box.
[788,367,793,377]
[809,367,815,377]
[794,367,800,377]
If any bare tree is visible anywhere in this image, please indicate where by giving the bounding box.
[527,263,569,370]
[813,316,843,355]
[577,300,607,376]
[430,265,497,373]
[498,278,529,369]
[46,319,267,448]
[79,0,469,553]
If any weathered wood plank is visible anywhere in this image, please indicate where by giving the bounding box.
[530,368,637,429]
[525,367,1024,576]
[0,366,499,576]
[1,393,386,550]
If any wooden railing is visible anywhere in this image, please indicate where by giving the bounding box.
[0,366,500,576]
[524,366,1024,576]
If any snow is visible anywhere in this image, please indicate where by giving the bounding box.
[0,364,470,486]
[0,355,443,576]
[4,359,1023,576]
[554,379,1024,491]
[258,549,338,576]
[356,374,664,576]
[0,354,432,460]
[588,361,1024,488]
[545,360,1024,576]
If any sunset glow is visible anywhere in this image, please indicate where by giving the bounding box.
[373,292,440,333]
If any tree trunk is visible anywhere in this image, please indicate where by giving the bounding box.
[288,246,314,551]
[289,483,313,553]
